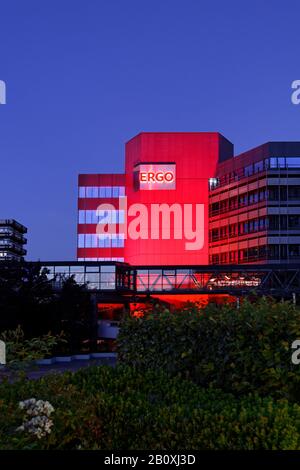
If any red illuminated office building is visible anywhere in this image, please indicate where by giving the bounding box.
[78,132,300,266]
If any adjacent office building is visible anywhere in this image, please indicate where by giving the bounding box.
[0,219,27,261]
[78,133,300,266]
[209,142,300,264]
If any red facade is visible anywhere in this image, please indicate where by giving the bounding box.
[77,132,233,265]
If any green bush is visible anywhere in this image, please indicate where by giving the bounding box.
[0,365,300,450]
[0,326,66,366]
[117,298,300,401]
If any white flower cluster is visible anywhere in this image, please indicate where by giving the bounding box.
[17,398,54,439]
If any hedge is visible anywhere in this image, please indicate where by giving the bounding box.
[0,365,300,450]
[117,298,300,401]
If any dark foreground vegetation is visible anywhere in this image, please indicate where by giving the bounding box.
[1,365,300,450]
[1,262,300,450]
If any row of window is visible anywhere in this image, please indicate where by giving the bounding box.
[210,215,300,242]
[79,186,125,198]
[268,186,300,200]
[268,215,300,230]
[78,233,125,248]
[210,186,300,216]
[210,218,268,242]
[209,157,300,190]
[269,157,300,169]
[78,210,125,224]
[0,251,20,260]
[210,189,267,215]
[210,244,300,264]
[77,257,124,262]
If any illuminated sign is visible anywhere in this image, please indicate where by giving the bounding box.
[135,163,176,190]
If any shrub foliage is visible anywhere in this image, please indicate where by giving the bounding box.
[1,365,300,450]
[117,298,300,401]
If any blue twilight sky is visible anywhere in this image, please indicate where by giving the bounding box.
[0,0,300,260]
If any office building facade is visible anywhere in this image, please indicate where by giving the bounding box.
[78,133,300,266]
[0,219,27,261]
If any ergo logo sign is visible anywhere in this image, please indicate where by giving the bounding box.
[139,170,174,183]
[137,163,176,190]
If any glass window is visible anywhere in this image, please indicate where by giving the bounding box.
[97,210,109,223]
[289,186,300,199]
[92,211,98,224]
[286,157,300,168]
[92,187,98,198]
[244,164,253,176]
[119,186,125,196]
[112,187,119,197]
[99,187,106,197]
[92,234,98,247]
[70,265,85,273]
[79,187,85,198]
[289,215,300,228]
[74,273,85,284]
[99,235,105,248]
[78,234,85,248]
[85,234,92,247]
[78,210,85,224]
[209,178,219,189]
[86,266,100,272]
[270,158,278,168]
[101,265,116,273]
[105,187,112,197]
[54,266,70,274]
[86,210,92,224]
[86,187,93,198]
[85,273,100,284]
[254,160,264,173]
[118,210,125,223]
[101,272,115,283]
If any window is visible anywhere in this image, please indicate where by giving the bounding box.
[286,157,300,168]
[86,187,94,198]
[244,164,253,177]
[289,245,300,257]
[220,226,227,238]
[212,254,219,264]
[99,187,106,197]
[209,178,219,190]
[211,229,218,242]
[239,194,247,206]
[270,158,278,168]
[268,187,279,201]
[220,253,227,263]
[78,234,84,248]
[288,186,300,199]
[259,189,266,201]
[78,186,125,198]
[79,210,85,224]
[211,202,219,214]
[105,187,112,197]
[289,215,300,229]
[254,160,264,173]
[79,187,85,198]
